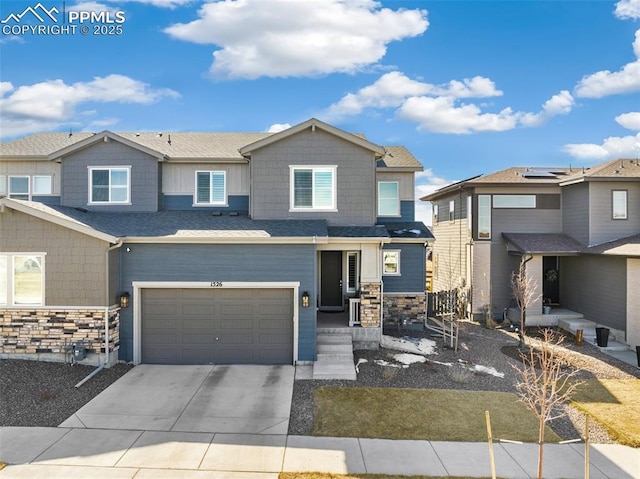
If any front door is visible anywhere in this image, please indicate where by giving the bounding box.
[321,251,343,310]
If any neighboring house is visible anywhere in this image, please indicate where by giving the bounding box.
[0,118,432,366]
[422,159,640,349]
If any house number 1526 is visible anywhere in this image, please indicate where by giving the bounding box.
[210,281,223,287]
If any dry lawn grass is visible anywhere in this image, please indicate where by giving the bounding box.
[571,379,640,447]
[312,387,561,443]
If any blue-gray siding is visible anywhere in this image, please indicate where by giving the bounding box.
[561,255,626,331]
[61,141,160,212]
[589,182,640,246]
[382,243,426,293]
[163,194,249,212]
[117,243,317,362]
[32,196,61,205]
[377,200,415,223]
[250,129,376,226]
[562,183,589,245]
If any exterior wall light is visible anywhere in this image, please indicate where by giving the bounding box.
[119,292,130,309]
[301,291,310,308]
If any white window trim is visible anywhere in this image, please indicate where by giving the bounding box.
[194,170,228,207]
[88,166,131,205]
[612,190,628,220]
[32,175,53,196]
[383,250,401,276]
[0,253,46,307]
[8,175,30,200]
[377,181,400,217]
[0,175,6,196]
[289,165,338,212]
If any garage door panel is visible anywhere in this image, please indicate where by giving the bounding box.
[142,288,293,365]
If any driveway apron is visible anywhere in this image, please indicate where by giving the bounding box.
[59,364,294,435]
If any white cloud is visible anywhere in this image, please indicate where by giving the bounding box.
[69,2,119,13]
[574,30,640,98]
[267,123,291,133]
[398,96,518,134]
[563,133,640,159]
[616,112,640,130]
[0,75,179,138]
[520,90,575,127]
[99,0,194,7]
[325,72,502,120]
[615,0,640,19]
[164,0,428,79]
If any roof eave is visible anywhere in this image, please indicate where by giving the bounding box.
[122,235,330,244]
[239,118,386,158]
[48,131,167,161]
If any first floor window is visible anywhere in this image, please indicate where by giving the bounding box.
[347,252,360,292]
[90,167,130,204]
[196,171,226,205]
[383,250,401,275]
[0,254,45,306]
[9,176,29,200]
[477,195,491,239]
[378,181,399,216]
[612,190,627,219]
[33,176,52,195]
[291,166,336,210]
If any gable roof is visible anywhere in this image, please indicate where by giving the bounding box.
[238,118,386,158]
[48,131,167,161]
[584,233,640,257]
[377,146,423,170]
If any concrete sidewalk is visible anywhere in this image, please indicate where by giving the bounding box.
[1,427,638,478]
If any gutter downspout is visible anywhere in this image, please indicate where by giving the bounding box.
[76,239,123,388]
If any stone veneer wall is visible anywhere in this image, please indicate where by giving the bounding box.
[359,282,381,327]
[0,306,120,366]
[383,293,426,324]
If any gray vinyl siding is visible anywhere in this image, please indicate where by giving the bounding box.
[492,208,562,235]
[561,255,627,331]
[589,182,640,246]
[109,248,120,306]
[250,129,376,226]
[163,194,249,212]
[382,244,426,293]
[489,243,521,315]
[471,241,491,318]
[430,191,470,292]
[117,243,317,362]
[60,141,159,212]
[562,183,589,245]
[0,209,108,306]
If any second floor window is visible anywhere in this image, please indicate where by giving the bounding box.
[478,195,491,239]
[89,167,130,204]
[290,166,336,210]
[449,200,455,221]
[612,190,627,219]
[196,171,226,205]
[8,176,29,200]
[378,181,399,216]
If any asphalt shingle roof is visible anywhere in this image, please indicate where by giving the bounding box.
[377,146,423,169]
[584,233,640,256]
[382,222,434,240]
[328,226,389,238]
[502,233,584,254]
[11,201,328,239]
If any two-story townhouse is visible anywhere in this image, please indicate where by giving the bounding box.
[422,159,640,349]
[0,118,432,371]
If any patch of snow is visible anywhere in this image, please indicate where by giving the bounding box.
[355,358,368,373]
[430,360,454,367]
[394,353,426,365]
[473,365,505,378]
[380,335,437,356]
[409,229,421,235]
[373,359,402,368]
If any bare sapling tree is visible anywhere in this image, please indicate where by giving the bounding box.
[510,258,540,348]
[512,329,584,479]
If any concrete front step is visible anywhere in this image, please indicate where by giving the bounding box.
[317,333,353,344]
[317,352,354,361]
[312,358,357,380]
[318,342,352,353]
[598,340,631,352]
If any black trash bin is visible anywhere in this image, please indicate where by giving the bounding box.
[595,327,610,347]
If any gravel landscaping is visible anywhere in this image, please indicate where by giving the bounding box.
[1,321,638,445]
[288,321,640,444]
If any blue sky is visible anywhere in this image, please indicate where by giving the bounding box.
[1,0,639,223]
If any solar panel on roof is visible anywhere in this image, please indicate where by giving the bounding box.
[521,171,557,178]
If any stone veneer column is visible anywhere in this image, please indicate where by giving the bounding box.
[359,282,381,327]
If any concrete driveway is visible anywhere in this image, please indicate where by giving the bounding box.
[60,364,295,435]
